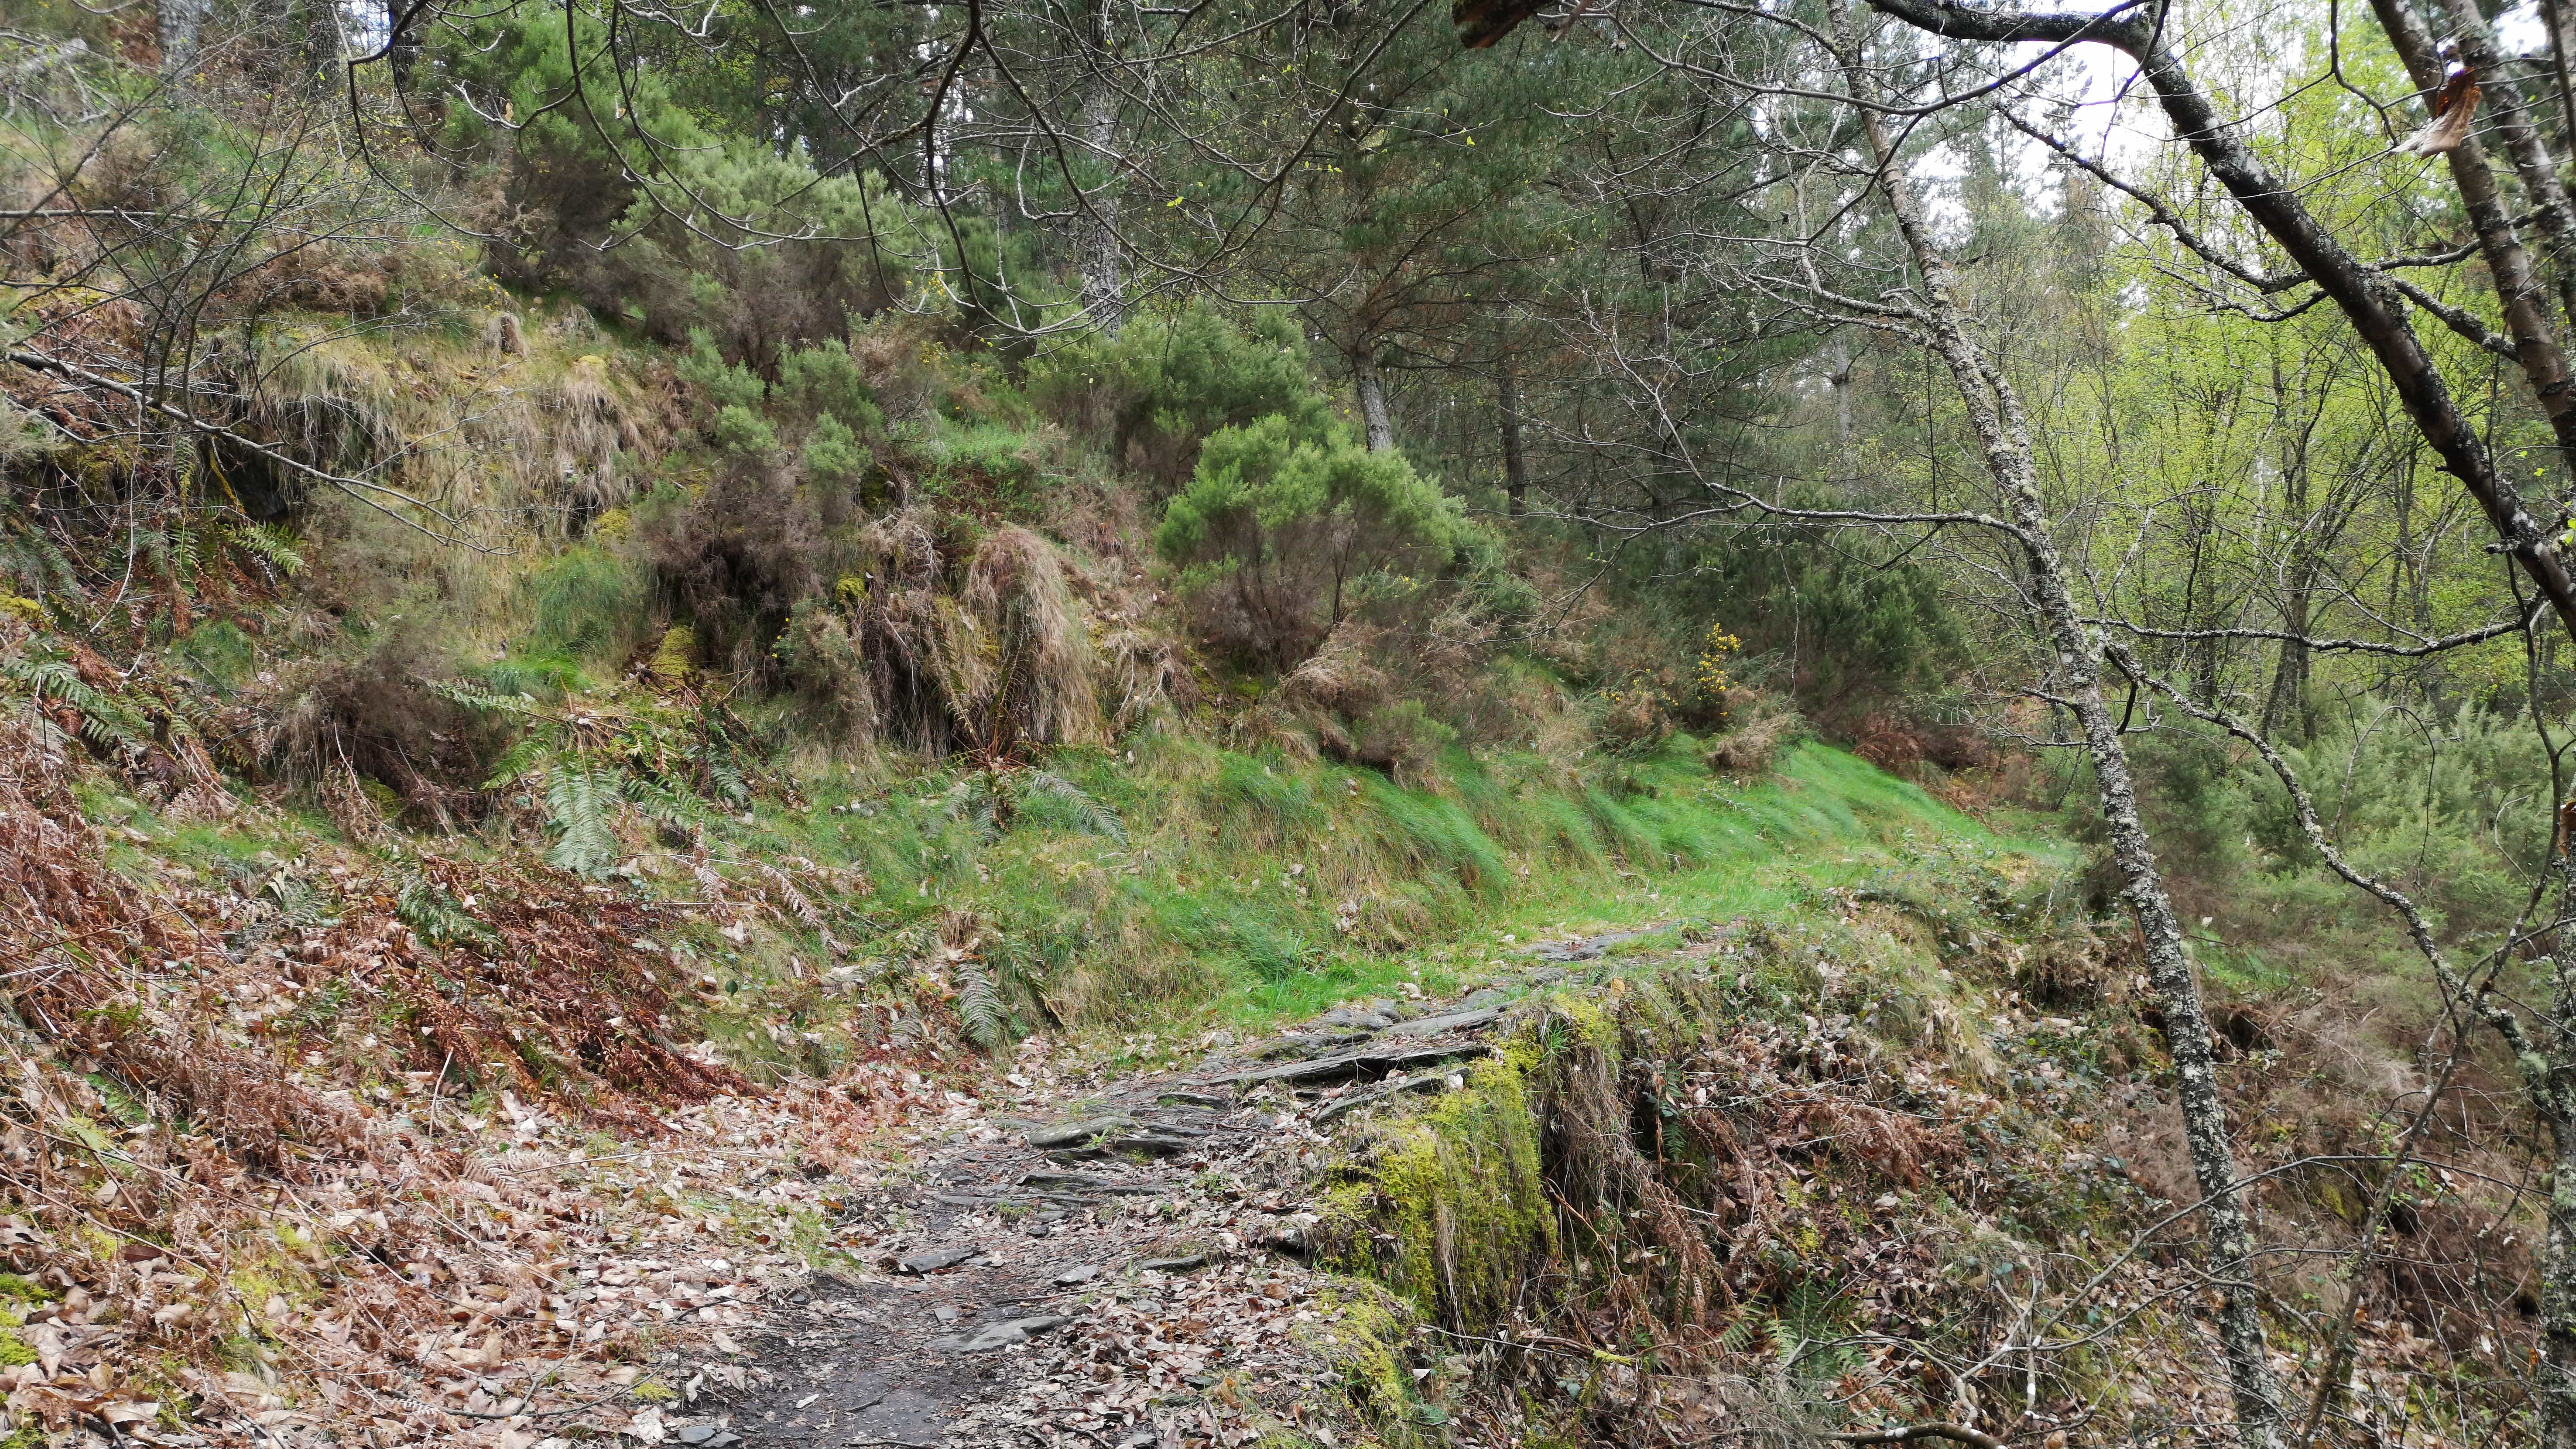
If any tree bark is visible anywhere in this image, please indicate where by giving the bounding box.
[1072,0,1124,333]
[2429,0,2576,330]
[1866,0,2576,652]
[2537,936,2576,1449]
[1499,361,1528,515]
[1353,349,1394,452]
[159,0,211,70]
[2370,0,2576,470]
[1848,61,2285,1449]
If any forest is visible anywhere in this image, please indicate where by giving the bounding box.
[4,0,2576,1444]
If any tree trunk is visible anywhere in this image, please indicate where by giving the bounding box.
[2538,941,2576,1449]
[1849,67,2285,1449]
[2431,0,2576,331]
[1829,333,1856,456]
[159,0,211,70]
[2370,0,2576,472]
[1867,0,2576,649]
[1499,362,1528,515]
[2260,604,2309,744]
[1073,0,1124,333]
[1353,350,1393,452]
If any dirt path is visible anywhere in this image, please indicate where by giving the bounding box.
[690,973,1546,1449]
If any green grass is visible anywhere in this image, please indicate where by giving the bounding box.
[690,733,2063,1047]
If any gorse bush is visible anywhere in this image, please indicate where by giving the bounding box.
[437,5,925,365]
[1157,416,1472,667]
[1035,304,1327,486]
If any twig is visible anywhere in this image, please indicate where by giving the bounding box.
[1826,1425,2007,1449]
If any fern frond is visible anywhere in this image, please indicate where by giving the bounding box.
[231,522,305,577]
[2,657,149,751]
[1025,770,1125,841]
[167,522,203,584]
[705,752,752,808]
[480,734,553,791]
[396,872,496,947]
[544,760,623,877]
[956,956,1006,1048]
[619,770,707,828]
[428,678,545,717]
[264,872,340,927]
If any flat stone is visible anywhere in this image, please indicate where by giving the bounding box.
[1458,988,1509,1009]
[672,1429,741,1447]
[1377,1006,1502,1039]
[1525,930,1651,962]
[1044,1131,1199,1163]
[896,1244,979,1275]
[1024,1116,1134,1149]
[1207,1040,1493,1088]
[962,1313,1072,1352]
[1053,1263,1102,1286]
[1156,1090,1232,1109]
[1018,1170,1166,1196]
[1138,1254,1207,1274]
[1258,1030,1372,1061]
[1314,1071,1453,1125]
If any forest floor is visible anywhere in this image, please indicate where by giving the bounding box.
[679,953,1610,1449]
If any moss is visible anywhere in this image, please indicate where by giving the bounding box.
[1323,1052,1553,1330]
[1300,1279,1436,1449]
[0,1275,56,1304]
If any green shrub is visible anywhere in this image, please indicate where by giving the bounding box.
[677,329,768,413]
[434,6,922,363]
[803,413,871,495]
[1036,303,1328,485]
[1156,416,1470,666]
[778,342,886,435]
[712,405,779,457]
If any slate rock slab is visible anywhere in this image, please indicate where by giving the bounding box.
[961,1314,1072,1352]
[1377,1006,1502,1039]
[896,1244,980,1275]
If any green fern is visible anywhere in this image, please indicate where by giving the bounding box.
[956,956,1007,1048]
[6,525,80,600]
[2,657,148,753]
[1025,769,1125,841]
[264,872,340,928]
[229,522,305,577]
[1766,1278,1864,1382]
[396,873,495,947]
[619,769,707,829]
[544,761,624,877]
[702,750,752,809]
[429,678,545,719]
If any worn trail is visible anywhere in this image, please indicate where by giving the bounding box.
[693,959,1600,1449]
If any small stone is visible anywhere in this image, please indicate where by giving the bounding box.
[933,1304,959,1323]
[897,1244,979,1275]
[1053,1264,1101,1286]
[962,1314,1071,1351]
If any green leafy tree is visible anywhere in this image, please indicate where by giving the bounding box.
[1156,416,1470,665]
